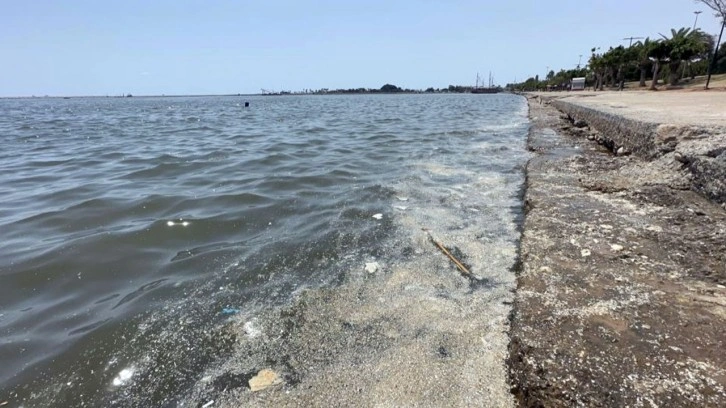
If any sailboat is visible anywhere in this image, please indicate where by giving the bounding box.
[471,72,499,94]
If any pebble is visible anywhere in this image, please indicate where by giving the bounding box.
[610,244,624,252]
[581,249,591,257]
[249,369,282,392]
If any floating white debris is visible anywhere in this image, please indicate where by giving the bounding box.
[372,213,383,220]
[243,320,261,338]
[167,220,190,227]
[396,196,409,201]
[167,221,175,227]
[112,367,134,387]
[364,262,379,274]
[393,206,407,211]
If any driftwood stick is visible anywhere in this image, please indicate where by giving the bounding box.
[424,230,471,276]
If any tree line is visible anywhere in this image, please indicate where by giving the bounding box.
[509,0,726,91]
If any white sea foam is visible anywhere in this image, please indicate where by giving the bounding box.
[112,367,135,387]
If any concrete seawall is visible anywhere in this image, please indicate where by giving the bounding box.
[549,93,726,204]
[510,93,726,407]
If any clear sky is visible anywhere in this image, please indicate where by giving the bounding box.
[1,0,723,96]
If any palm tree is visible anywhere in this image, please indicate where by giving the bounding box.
[660,27,708,86]
[647,40,670,90]
[633,38,654,87]
[601,46,627,88]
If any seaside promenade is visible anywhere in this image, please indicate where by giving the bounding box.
[510,90,726,406]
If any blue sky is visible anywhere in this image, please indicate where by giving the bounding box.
[1,0,723,96]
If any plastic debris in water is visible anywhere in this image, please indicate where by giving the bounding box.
[166,220,190,227]
[221,308,240,315]
[372,213,383,220]
[249,369,282,392]
[396,196,409,201]
[112,367,134,387]
[244,320,261,338]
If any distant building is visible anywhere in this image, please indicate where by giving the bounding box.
[571,77,586,91]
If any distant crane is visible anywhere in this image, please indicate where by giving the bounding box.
[622,36,644,47]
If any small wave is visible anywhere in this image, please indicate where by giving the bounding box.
[68,318,112,336]
[112,279,168,310]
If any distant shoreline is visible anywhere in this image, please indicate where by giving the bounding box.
[0,91,509,100]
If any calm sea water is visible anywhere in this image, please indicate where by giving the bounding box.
[0,94,529,406]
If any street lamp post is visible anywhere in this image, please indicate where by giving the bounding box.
[705,19,726,89]
[693,11,703,30]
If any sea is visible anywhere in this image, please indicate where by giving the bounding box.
[0,93,530,406]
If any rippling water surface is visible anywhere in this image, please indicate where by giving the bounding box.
[0,94,528,405]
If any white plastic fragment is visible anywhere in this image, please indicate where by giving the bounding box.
[372,213,383,220]
[364,262,379,274]
[112,367,135,387]
[243,320,261,338]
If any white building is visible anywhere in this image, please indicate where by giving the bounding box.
[571,77,586,91]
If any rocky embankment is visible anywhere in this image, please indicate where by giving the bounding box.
[510,93,726,407]
[550,95,726,204]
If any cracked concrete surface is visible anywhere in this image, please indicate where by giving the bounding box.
[509,94,726,407]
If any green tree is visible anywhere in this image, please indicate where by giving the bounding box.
[589,48,606,90]
[660,28,707,86]
[632,38,655,86]
[380,84,402,92]
[647,40,670,90]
